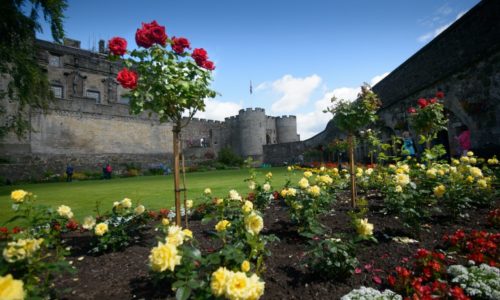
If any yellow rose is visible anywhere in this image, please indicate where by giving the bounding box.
[120,198,132,209]
[242,200,253,214]
[287,188,297,197]
[248,180,256,190]
[3,245,25,263]
[365,168,374,176]
[469,158,477,165]
[452,159,460,165]
[395,185,403,193]
[245,213,263,235]
[395,173,410,186]
[0,274,25,300]
[433,185,446,198]
[356,218,374,237]
[134,205,145,215]
[10,190,28,203]
[82,216,96,230]
[287,166,293,171]
[466,176,474,184]
[460,156,469,164]
[162,218,170,226]
[426,169,437,178]
[166,225,185,246]
[229,189,242,201]
[477,179,488,189]
[303,171,313,178]
[182,229,193,240]
[57,205,74,219]
[186,200,193,209]
[226,271,250,300]
[319,175,333,185]
[215,220,231,232]
[265,172,272,180]
[247,274,265,300]
[204,188,212,195]
[332,168,339,174]
[437,170,445,176]
[215,198,224,205]
[211,267,231,297]
[469,167,483,178]
[487,158,498,165]
[307,185,321,197]
[298,178,309,189]
[241,260,251,272]
[263,183,271,192]
[280,189,288,198]
[149,242,182,272]
[467,151,474,157]
[94,223,108,236]
[23,238,43,257]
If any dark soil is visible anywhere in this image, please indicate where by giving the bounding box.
[56,193,499,300]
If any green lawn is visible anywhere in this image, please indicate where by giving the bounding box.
[0,167,297,225]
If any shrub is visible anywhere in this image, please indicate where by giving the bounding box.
[218,147,244,167]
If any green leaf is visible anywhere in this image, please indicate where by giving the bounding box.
[176,286,191,300]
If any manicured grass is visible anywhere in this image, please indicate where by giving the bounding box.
[0,167,298,226]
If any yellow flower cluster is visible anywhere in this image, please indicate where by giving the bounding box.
[303,171,313,178]
[356,219,374,237]
[356,167,364,177]
[3,238,44,263]
[204,188,212,195]
[210,267,265,300]
[149,241,182,272]
[265,172,272,180]
[263,183,271,192]
[317,175,333,185]
[0,274,25,300]
[82,216,96,230]
[469,167,483,178]
[95,223,109,236]
[394,173,410,186]
[365,168,374,176]
[57,205,74,219]
[244,213,263,235]
[477,179,488,189]
[298,178,309,189]
[307,185,321,197]
[186,200,193,209]
[229,190,242,201]
[248,181,256,190]
[426,168,437,178]
[114,198,132,209]
[242,200,253,214]
[433,185,446,198]
[280,188,297,198]
[215,220,231,232]
[487,157,498,165]
[10,190,28,203]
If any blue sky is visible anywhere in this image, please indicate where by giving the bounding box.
[37,0,480,139]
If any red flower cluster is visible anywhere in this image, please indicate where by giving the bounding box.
[436,91,445,99]
[407,107,417,114]
[108,37,127,56]
[171,37,191,54]
[135,20,167,48]
[387,248,469,300]
[159,208,170,218]
[409,91,444,111]
[443,229,499,267]
[0,226,9,240]
[117,68,138,89]
[192,48,215,70]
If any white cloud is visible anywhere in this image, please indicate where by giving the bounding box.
[261,74,322,113]
[194,99,243,120]
[295,72,388,140]
[418,11,466,43]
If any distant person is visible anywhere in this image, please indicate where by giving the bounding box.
[104,163,112,179]
[456,126,471,156]
[401,131,415,157]
[66,164,74,182]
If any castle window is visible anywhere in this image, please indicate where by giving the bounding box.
[86,90,101,103]
[50,85,63,98]
[48,55,61,67]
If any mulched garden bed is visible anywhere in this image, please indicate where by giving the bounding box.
[56,193,499,300]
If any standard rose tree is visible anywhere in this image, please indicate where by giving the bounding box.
[109,20,217,225]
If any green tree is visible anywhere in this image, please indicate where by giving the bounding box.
[0,0,67,138]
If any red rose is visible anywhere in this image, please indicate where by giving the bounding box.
[417,98,428,108]
[429,98,437,104]
[202,60,215,70]
[12,226,22,234]
[192,48,208,65]
[407,107,417,114]
[136,28,153,48]
[0,227,8,234]
[149,24,167,46]
[108,37,127,56]
[171,37,191,54]
[117,68,138,89]
[435,91,445,99]
[66,219,79,231]
[135,21,167,48]
[387,275,396,286]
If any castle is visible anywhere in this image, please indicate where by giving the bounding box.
[0,39,299,181]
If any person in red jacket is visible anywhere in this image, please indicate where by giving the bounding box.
[456,126,470,156]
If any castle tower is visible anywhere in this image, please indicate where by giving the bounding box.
[276,115,299,143]
[238,108,266,159]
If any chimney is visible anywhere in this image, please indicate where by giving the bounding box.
[98,40,106,53]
